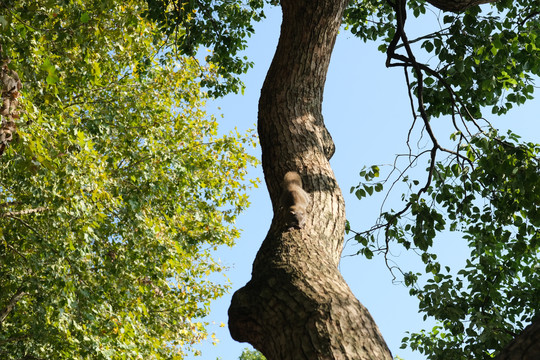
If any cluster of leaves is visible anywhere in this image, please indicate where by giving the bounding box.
[344,0,540,117]
[0,0,258,358]
[347,165,384,259]
[398,130,539,359]
[143,0,277,96]
[352,130,540,359]
[238,347,267,360]
[344,0,395,42]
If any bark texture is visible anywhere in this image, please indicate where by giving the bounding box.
[494,318,540,360]
[228,0,392,359]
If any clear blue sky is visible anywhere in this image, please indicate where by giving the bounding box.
[197,5,540,360]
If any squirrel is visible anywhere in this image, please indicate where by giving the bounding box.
[280,171,310,229]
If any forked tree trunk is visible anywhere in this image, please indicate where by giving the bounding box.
[228,0,392,359]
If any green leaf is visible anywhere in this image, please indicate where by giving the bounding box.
[80,12,90,23]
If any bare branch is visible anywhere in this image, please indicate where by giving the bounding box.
[395,29,450,50]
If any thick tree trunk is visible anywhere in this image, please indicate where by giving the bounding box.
[228,1,392,359]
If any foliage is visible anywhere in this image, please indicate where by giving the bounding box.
[345,1,540,359]
[396,130,540,359]
[0,0,258,359]
[143,0,274,96]
[350,132,540,360]
[239,347,267,360]
[345,0,540,117]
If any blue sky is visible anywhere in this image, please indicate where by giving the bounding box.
[198,4,540,360]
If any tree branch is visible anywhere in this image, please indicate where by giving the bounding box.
[0,286,26,324]
[425,0,498,13]
[1,207,48,217]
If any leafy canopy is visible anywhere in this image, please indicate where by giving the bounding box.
[397,131,539,359]
[0,0,257,358]
[33,0,536,358]
[144,0,271,96]
[345,0,540,359]
[345,0,540,117]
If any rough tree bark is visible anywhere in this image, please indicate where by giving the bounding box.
[228,0,392,359]
[493,317,540,360]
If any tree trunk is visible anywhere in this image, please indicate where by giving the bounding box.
[494,318,540,360]
[228,0,392,359]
